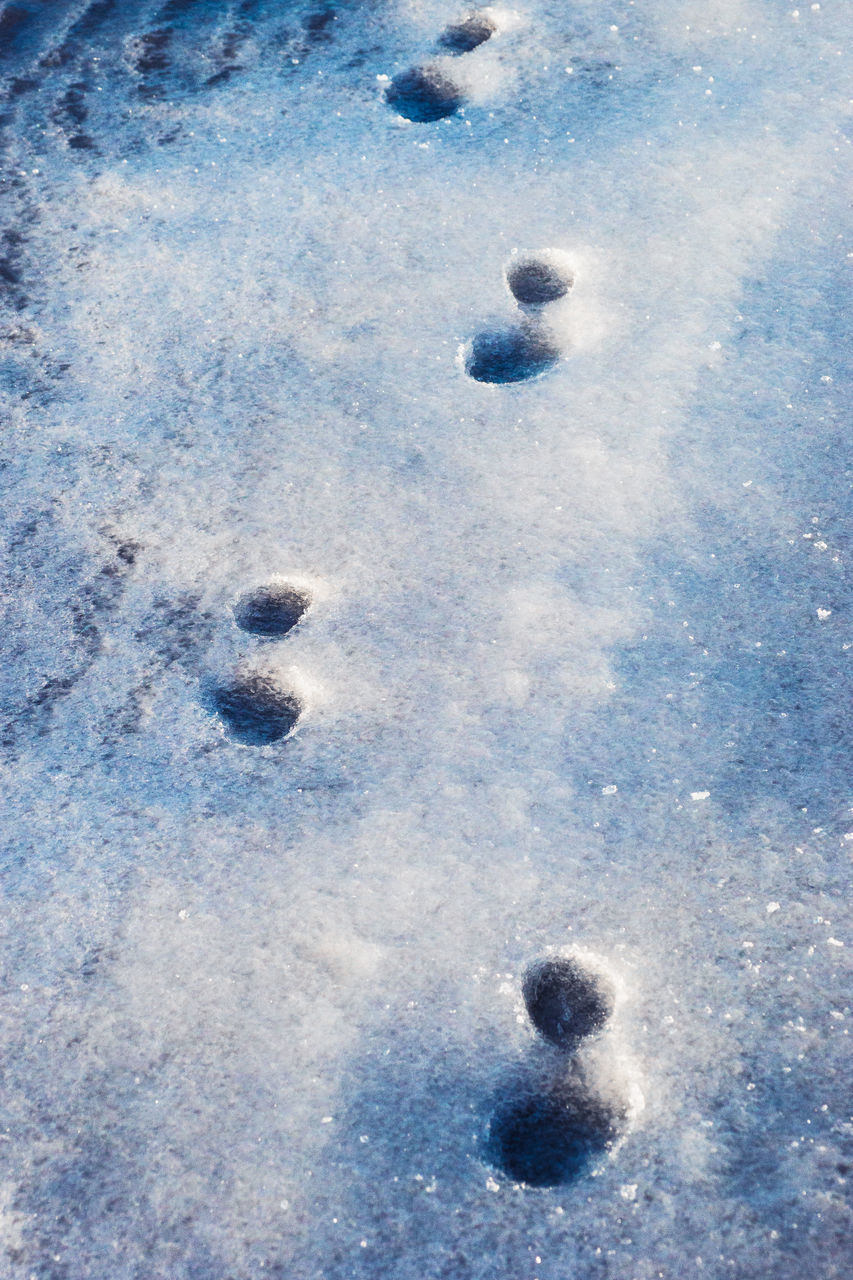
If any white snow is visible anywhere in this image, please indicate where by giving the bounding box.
[0,0,850,1277]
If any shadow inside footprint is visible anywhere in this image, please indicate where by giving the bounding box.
[507,258,574,306]
[466,325,560,384]
[488,1078,620,1187]
[234,584,311,637]
[438,12,496,54]
[385,66,464,121]
[210,673,301,746]
[523,956,615,1050]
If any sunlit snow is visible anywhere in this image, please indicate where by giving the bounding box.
[0,1,850,1276]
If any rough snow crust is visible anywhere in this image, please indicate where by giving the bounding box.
[0,1,850,1277]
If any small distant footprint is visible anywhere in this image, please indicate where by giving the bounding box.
[437,10,497,55]
[487,952,630,1187]
[204,579,313,746]
[385,9,498,123]
[465,251,575,385]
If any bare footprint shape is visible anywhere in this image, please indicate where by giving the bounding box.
[437,10,497,54]
[208,670,302,746]
[465,322,560,384]
[385,64,464,122]
[488,1067,623,1188]
[233,582,311,638]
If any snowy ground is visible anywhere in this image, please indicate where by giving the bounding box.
[0,1,850,1276]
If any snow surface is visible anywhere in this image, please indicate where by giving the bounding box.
[0,0,851,1276]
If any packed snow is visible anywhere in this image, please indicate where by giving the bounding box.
[0,1,850,1276]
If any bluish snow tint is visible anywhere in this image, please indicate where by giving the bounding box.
[0,0,851,1276]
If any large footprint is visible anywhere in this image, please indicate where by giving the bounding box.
[487,951,637,1187]
[464,249,575,384]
